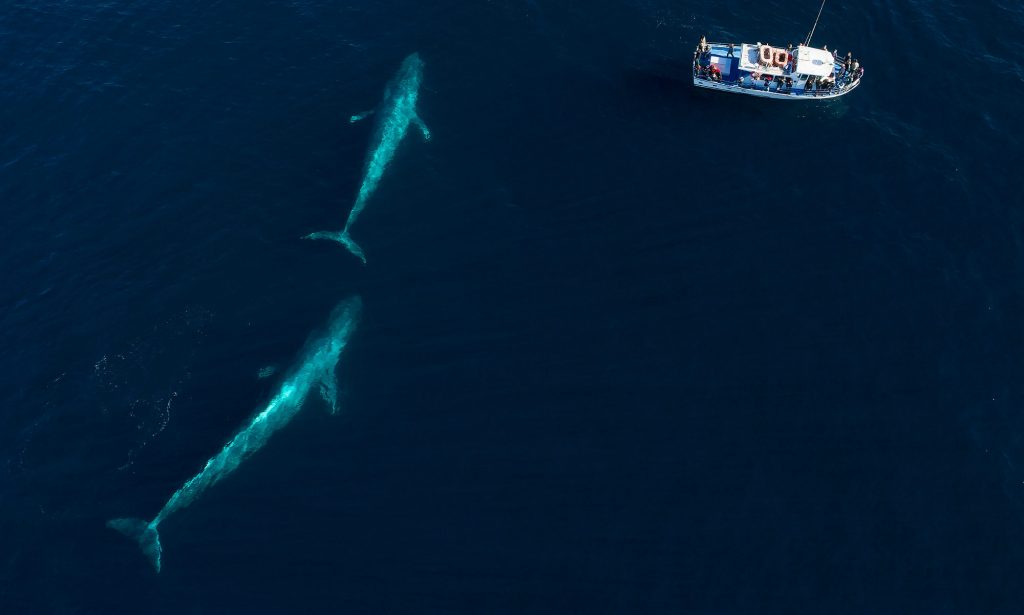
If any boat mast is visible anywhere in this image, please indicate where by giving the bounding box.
[803,0,827,46]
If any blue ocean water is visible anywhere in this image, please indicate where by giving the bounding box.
[2,0,1023,612]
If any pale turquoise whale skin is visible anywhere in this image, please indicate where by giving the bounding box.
[107,296,362,572]
[305,52,431,263]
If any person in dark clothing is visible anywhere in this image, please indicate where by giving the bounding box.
[727,43,735,58]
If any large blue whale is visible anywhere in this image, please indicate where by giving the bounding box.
[107,296,362,572]
[305,52,431,263]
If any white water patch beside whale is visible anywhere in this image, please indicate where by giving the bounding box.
[89,306,212,472]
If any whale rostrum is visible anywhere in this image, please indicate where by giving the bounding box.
[305,52,430,263]
[107,296,362,572]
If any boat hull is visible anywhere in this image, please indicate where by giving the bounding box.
[693,75,860,100]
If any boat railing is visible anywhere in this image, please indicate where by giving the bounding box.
[693,73,860,97]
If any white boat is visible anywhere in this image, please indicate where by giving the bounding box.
[691,0,863,100]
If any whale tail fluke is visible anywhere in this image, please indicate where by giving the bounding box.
[303,230,367,264]
[107,517,163,572]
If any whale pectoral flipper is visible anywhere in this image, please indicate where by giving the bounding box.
[319,372,339,414]
[413,114,431,141]
[107,518,163,572]
[350,109,375,123]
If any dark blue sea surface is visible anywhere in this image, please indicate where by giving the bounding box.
[2,0,1023,612]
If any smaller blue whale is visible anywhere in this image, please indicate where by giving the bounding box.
[306,52,431,263]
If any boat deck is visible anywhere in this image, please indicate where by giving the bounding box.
[693,42,862,100]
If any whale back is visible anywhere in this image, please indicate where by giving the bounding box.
[358,54,425,179]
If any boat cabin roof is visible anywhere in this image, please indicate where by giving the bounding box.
[794,45,835,77]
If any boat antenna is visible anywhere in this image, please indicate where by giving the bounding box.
[804,0,827,47]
